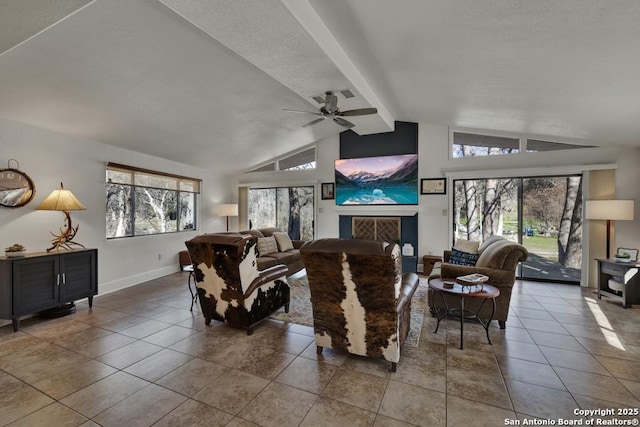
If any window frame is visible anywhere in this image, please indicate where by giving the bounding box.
[106,163,201,239]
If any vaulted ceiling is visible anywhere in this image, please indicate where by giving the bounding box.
[1,0,639,172]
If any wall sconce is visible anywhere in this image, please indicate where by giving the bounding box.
[585,199,635,259]
[36,182,87,252]
[215,203,238,231]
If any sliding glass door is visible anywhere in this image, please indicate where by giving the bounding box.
[453,175,582,284]
[248,186,314,240]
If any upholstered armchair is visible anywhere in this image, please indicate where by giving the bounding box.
[300,238,420,372]
[428,235,528,329]
[185,233,290,334]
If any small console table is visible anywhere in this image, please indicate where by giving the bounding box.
[0,249,98,331]
[429,278,499,349]
[596,258,640,309]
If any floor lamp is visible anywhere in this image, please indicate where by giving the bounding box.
[216,204,238,231]
[585,199,635,259]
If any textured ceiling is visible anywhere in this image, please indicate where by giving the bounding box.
[0,0,638,173]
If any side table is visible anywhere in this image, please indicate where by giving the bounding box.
[428,278,500,349]
[422,255,442,276]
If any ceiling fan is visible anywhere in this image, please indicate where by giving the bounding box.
[283,90,377,129]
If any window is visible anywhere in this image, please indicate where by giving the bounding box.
[248,186,314,240]
[452,132,519,158]
[452,130,595,158]
[245,146,316,173]
[106,163,201,239]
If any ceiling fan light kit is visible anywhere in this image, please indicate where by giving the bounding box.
[284,90,377,129]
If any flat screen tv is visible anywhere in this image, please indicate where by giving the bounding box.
[335,154,418,205]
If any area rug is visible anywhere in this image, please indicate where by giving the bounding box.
[270,275,429,348]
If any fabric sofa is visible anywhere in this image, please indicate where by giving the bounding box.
[185,232,289,334]
[428,235,528,329]
[301,238,420,372]
[239,227,305,276]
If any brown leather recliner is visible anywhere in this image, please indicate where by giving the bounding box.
[185,233,290,334]
[301,238,420,372]
[428,236,528,329]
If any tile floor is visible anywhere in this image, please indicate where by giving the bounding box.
[1,272,639,426]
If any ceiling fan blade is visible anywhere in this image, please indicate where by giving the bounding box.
[337,107,378,117]
[302,117,326,128]
[283,108,323,116]
[333,117,355,128]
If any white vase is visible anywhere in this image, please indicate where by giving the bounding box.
[402,243,414,257]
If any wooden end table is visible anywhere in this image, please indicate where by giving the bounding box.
[428,278,500,349]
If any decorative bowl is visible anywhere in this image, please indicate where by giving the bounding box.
[4,250,26,258]
[614,257,631,263]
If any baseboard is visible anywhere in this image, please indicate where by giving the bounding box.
[99,266,180,295]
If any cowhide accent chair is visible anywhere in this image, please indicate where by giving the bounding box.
[300,238,420,372]
[185,233,290,335]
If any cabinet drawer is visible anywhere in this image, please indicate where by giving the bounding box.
[602,263,626,276]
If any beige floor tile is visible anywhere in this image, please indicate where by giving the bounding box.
[141,325,197,347]
[96,340,163,369]
[154,399,234,427]
[321,368,388,412]
[340,354,394,378]
[447,350,501,375]
[0,375,54,426]
[299,342,348,366]
[506,379,578,419]
[50,325,114,348]
[7,347,89,383]
[497,356,565,390]
[595,354,640,382]
[447,367,513,410]
[518,317,569,334]
[92,314,148,332]
[539,345,610,375]
[392,353,446,393]
[0,338,65,371]
[92,384,186,427]
[575,336,640,361]
[198,338,255,368]
[168,331,230,357]
[118,319,172,339]
[446,395,516,427]
[60,371,150,418]
[32,359,117,400]
[493,339,547,363]
[7,402,88,427]
[155,358,227,396]
[239,382,318,427]
[373,414,417,426]
[225,418,260,427]
[232,345,296,380]
[528,329,587,352]
[554,366,639,406]
[71,332,135,357]
[300,396,376,427]
[193,369,270,414]
[511,307,556,321]
[379,380,446,427]
[124,348,192,381]
[153,308,199,325]
[619,379,640,400]
[274,356,338,394]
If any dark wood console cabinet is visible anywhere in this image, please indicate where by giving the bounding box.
[596,258,640,309]
[0,249,97,331]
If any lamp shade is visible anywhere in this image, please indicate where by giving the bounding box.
[215,204,238,217]
[36,183,86,211]
[585,200,634,221]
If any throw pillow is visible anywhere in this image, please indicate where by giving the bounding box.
[454,239,480,254]
[257,236,278,256]
[273,231,294,252]
[449,248,480,266]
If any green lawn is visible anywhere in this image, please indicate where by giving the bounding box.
[521,235,558,258]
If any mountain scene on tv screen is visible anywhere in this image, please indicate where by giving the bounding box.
[335,154,418,205]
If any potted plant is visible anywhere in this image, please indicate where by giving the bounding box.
[4,243,27,258]
[614,251,631,263]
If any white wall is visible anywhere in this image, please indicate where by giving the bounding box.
[237,122,640,277]
[0,118,231,295]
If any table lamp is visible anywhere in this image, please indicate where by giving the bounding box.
[36,182,87,252]
[216,203,238,231]
[585,199,634,258]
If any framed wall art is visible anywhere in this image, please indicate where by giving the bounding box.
[321,182,335,200]
[421,178,446,195]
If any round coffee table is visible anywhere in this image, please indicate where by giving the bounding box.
[429,278,500,349]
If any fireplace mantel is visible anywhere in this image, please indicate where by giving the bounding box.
[334,206,419,216]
